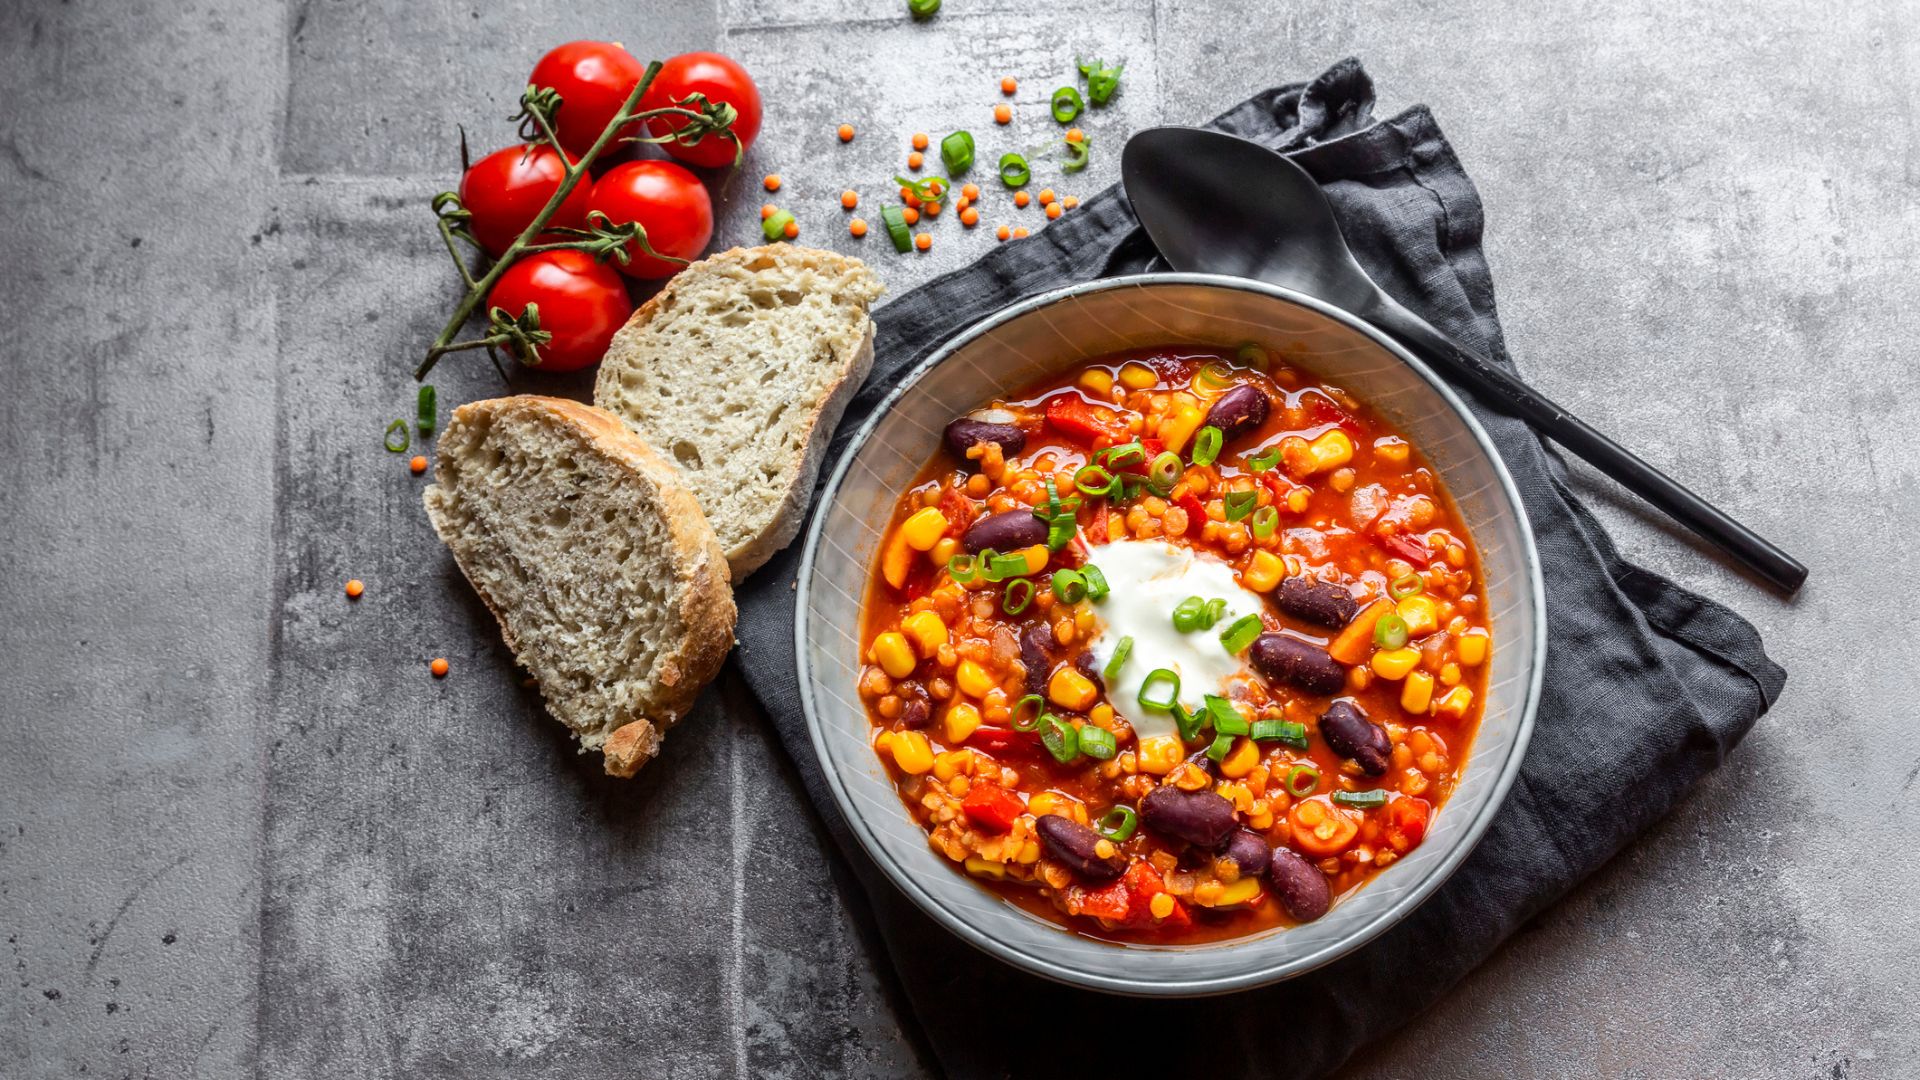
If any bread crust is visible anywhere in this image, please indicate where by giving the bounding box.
[423,395,737,777]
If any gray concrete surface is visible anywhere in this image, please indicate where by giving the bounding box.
[2,0,1914,1076]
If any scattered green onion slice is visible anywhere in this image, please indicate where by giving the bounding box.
[1171,596,1208,633]
[1051,568,1088,604]
[761,208,795,242]
[1204,694,1248,735]
[1137,668,1180,712]
[1235,342,1271,370]
[1332,789,1389,808]
[1045,514,1077,550]
[998,152,1031,188]
[1077,56,1124,105]
[894,174,947,205]
[1373,611,1411,650]
[1037,713,1080,763]
[1198,361,1234,387]
[1083,564,1109,601]
[881,205,912,252]
[1078,725,1117,761]
[1251,718,1308,749]
[1251,505,1279,540]
[1147,451,1183,494]
[1102,441,1147,470]
[1173,702,1207,743]
[1102,635,1133,683]
[940,130,974,174]
[1225,489,1259,522]
[1206,730,1236,762]
[1011,694,1046,731]
[907,0,940,17]
[947,552,979,583]
[1284,763,1321,798]
[1041,476,1063,517]
[1003,577,1034,614]
[987,552,1032,580]
[1191,426,1224,467]
[1063,134,1090,173]
[1389,572,1426,600]
[416,385,436,436]
[1050,86,1084,123]
[1201,597,1228,629]
[1219,614,1263,655]
[1074,463,1118,497]
[1246,445,1283,472]
[1095,804,1138,842]
[384,419,410,453]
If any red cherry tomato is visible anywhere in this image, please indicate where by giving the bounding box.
[485,250,631,373]
[458,144,592,257]
[528,41,646,158]
[586,160,713,279]
[640,52,763,168]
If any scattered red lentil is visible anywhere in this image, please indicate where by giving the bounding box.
[760,203,777,219]
[912,132,930,150]
[849,218,868,237]
[1013,226,1030,238]
[902,206,920,225]
[1000,76,1018,95]
[907,151,924,170]
[961,183,980,200]
[1038,187,1056,205]
[762,174,782,192]
[837,123,856,142]
[960,207,980,227]
[408,455,428,475]
[430,657,449,678]
[783,219,800,239]
[1065,128,1085,143]
[1014,190,1031,208]
[924,199,941,217]
[993,104,1012,124]
[344,579,364,599]
[1063,195,1080,209]
[996,224,1011,241]
[841,190,859,209]
[1046,202,1063,220]
[914,232,932,251]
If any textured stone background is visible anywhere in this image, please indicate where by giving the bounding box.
[3,0,1916,1076]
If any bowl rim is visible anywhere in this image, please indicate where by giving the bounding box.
[795,272,1545,996]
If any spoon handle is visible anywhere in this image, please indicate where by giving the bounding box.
[1360,294,1809,594]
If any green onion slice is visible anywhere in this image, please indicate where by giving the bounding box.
[1235,342,1271,370]
[1045,515,1077,551]
[1050,86,1084,123]
[1173,702,1207,742]
[1389,572,1425,600]
[1082,564,1109,601]
[1251,718,1308,749]
[1078,725,1117,761]
[1284,763,1321,798]
[1050,568,1087,604]
[880,205,913,252]
[1201,597,1228,629]
[894,174,947,204]
[1102,440,1147,470]
[1251,506,1279,540]
[1063,134,1090,173]
[1147,451,1183,495]
[946,552,979,583]
[1077,56,1124,105]
[1206,730,1236,763]
[1137,668,1180,712]
[1037,713,1080,763]
[384,419,410,453]
[987,552,1033,580]
[1171,596,1208,633]
[1332,789,1390,808]
[1373,611,1411,650]
[940,130,974,174]
[1204,694,1248,735]
[1191,426,1223,467]
[417,385,436,436]
[997,152,1031,188]
[1094,804,1137,842]
[1225,489,1259,522]
[1101,635,1133,683]
[907,0,940,17]
[761,208,795,242]
[1074,463,1118,497]
[1011,694,1046,731]
[1246,445,1282,472]
[1219,614,1263,655]
[1198,361,1234,387]
[1003,577,1034,614]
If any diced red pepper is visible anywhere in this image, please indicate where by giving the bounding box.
[965,726,1036,756]
[1073,879,1133,922]
[1309,394,1364,437]
[1384,796,1431,852]
[1086,501,1109,545]
[1177,491,1208,529]
[1044,394,1129,445]
[961,783,1025,834]
[1112,436,1165,476]
[1374,529,1434,568]
[938,485,978,537]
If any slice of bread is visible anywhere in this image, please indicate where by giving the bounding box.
[423,395,736,777]
[593,244,884,582]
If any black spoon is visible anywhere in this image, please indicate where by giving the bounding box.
[1121,126,1807,594]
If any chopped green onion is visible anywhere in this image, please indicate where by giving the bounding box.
[1332,789,1389,808]
[1045,514,1077,550]
[881,205,912,252]
[1219,614,1263,655]
[417,385,436,436]
[907,0,940,16]
[940,130,974,174]
[946,552,979,583]
[1050,568,1088,604]
[1101,635,1133,682]
[1003,578,1034,614]
[1389,572,1425,600]
[1284,763,1321,797]
[1074,463,1117,497]
[1205,695,1248,735]
[1251,718,1308,749]
[987,552,1032,580]
[1251,506,1279,540]
[1206,730,1236,763]
[1037,713,1080,763]
[1147,451,1183,495]
[1373,611,1411,649]
[1224,490,1259,522]
[1171,596,1208,633]
[1063,134,1090,173]
[1102,441,1147,470]
[1191,426,1223,466]
[1041,476,1063,517]
[1201,597,1228,629]
[1246,445,1282,472]
[1137,668,1180,712]
[1235,342,1271,370]
[893,174,947,205]
[1011,694,1046,731]
[1078,725,1117,761]
[1050,86,1084,123]
[761,208,795,242]
[384,419,410,453]
[1094,804,1137,842]
[1083,564,1109,601]
[1173,702,1207,742]
[1077,56,1124,105]
[1198,361,1234,387]
[998,152,1030,188]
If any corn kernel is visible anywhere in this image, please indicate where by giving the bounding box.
[1090,704,1116,729]
[1015,544,1049,576]
[1242,550,1284,592]
[964,856,1006,879]
[1149,892,1176,919]
[902,611,949,656]
[933,748,973,781]
[1192,880,1225,906]
[930,537,960,569]
[1304,429,1354,474]
[901,507,949,551]
[1136,734,1183,775]
[1118,362,1158,390]
[890,731,935,774]
[1434,686,1474,719]
[1215,876,1263,907]
[1219,737,1260,779]
[1172,763,1210,791]
[1440,662,1462,687]
[1079,368,1115,395]
[873,632,917,679]
[1456,631,1489,667]
[1396,594,1440,638]
[1370,647,1422,681]
[1372,437,1411,465]
[956,659,995,699]
[1028,791,1063,816]
[1048,667,1099,712]
[1160,402,1207,454]
[1016,840,1041,864]
[1401,670,1435,714]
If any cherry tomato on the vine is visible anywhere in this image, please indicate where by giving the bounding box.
[640,52,763,168]
[485,250,631,373]
[586,160,713,279]
[528,41,646,158]
[458,144,592,256]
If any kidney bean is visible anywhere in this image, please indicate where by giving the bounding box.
[943,414,1026,465]
[1020,624,1055,694]
[962,509,1048,553]
[1200,384,1271,444]
[1276,576,1359,629]
[1249,633,1348,696]
[1318,700,1391,775]
[1268,847,1333,922]
[1035,815,1125,882]
[899,698,931,729]
[1221,828,1272,878]
[1139,786,1237,849]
